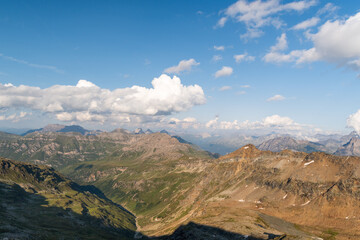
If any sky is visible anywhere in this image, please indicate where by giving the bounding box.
[1,0,360,137]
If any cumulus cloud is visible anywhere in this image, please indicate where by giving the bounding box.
[267,94,285,101]
[217,0,317,39]
[291,17,320,30]
[205,114,303,131]
[0,74,206,123]
[214,45,225,51]
[219,86,232,91]
[264,12,360,73]
[164,59,200,74]
[0,112,31,122]
[234,53,255,63]
[347,110,360,134]
[215,66,233,78]
[168,117,201,129]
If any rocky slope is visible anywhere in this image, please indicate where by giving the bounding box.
[0,157,136,239]
[257,136,327,153]
[187,145,360,239]
[335,137,360,156]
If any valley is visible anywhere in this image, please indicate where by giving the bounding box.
[1,126,360,239]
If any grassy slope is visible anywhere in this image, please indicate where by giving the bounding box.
[61,146,215,233]
[0,158,136,239]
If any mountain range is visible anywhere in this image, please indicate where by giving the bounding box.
[2,124,360,239]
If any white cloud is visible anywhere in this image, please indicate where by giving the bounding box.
[217,0,317,39]
[234,53,255,63]
[215,66,233,78]
[262,115,293,126]
[164,59,200,74]
[212,55,223,62]
[310,13,360,66]
[168,117,200,129]
[219,86,232,91]
[0,112,31,122]
[267,94,285,101]
[317,3,338,16]
[215,17,228,28]
[264,12,360,73]
[240,85,251,88]
[347,110,360,134]
[214,45,225,51]
[0,74,206,123]
[205,114,302,131]
[271,33,288,52]
[292,17,320,30]
[0,53,63,73]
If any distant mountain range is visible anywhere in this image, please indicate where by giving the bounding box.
[21,124,101,136]
[3,124,360,157]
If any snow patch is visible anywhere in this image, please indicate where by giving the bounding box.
[244,146,249,149]
[304,160,314,166]
[301,200,311,206]
[238,199,245,202]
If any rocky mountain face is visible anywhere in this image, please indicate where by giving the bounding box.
[335,137,360,156]
[257,136,328,153]
[0,157,136,239]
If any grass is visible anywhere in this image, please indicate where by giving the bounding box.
[321,229,339,240]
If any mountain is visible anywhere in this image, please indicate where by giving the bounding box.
[335,137,360,156]
[185,145,360,239]
[133,128,153,134]
[22,124,98,136]
[159,129,169,134]
[145,129,153,134]
[0,131,20,140]
[62,143,360,238]
[0,157,136,239]
[134,128,145,134]
[0,157,266,240]
[3,128,360,238]
[257,136,327,153]
[340,131,360,144]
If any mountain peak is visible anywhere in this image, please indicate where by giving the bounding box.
[335,137,360,156]
[159,129,169,135]
[221,144,262,159]
[134,128,144,134]
[145,129,153,134]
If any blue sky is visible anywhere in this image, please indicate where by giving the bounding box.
[1,0,360,136]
